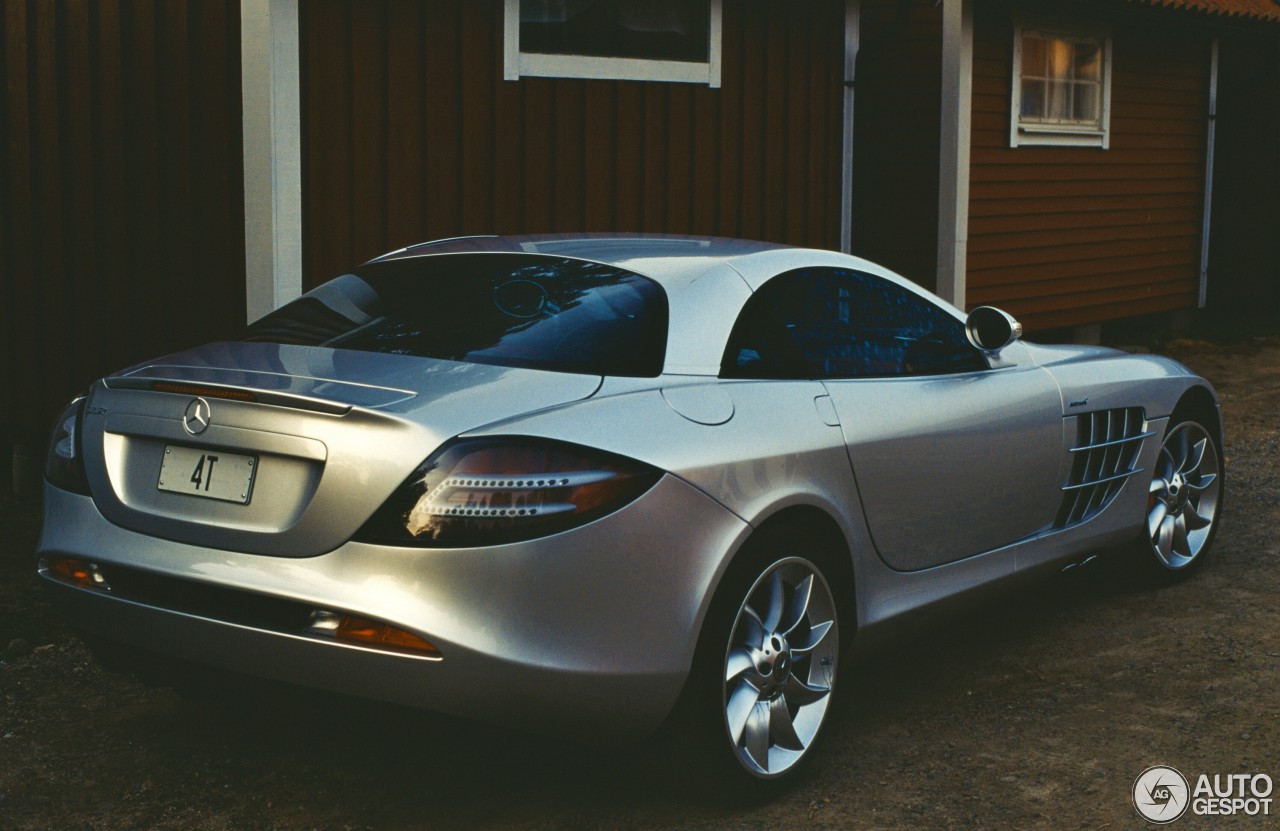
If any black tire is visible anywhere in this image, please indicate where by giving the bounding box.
[682,523,845,795]
[1136,410,1223,581]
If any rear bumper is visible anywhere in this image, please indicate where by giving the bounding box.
[38,475,750,739]
[41,578,680,739]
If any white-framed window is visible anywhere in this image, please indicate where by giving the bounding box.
[1010,22,1112,148]
[503,0,723,87]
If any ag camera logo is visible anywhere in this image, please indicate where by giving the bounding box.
[1133,766,1190,824]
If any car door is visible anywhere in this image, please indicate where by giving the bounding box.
[722,267,1063,572]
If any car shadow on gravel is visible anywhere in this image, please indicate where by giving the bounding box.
[843,552,1149,712]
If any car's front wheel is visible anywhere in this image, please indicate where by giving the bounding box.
[1142,414,1223,577]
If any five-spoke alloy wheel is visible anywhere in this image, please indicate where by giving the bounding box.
[721,556,839,779]
[1146,417,1221,573]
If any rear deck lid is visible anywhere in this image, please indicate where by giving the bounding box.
[82,342,603,557]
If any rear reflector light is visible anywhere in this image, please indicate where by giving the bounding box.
[306,610,441,659]
[44,557,111,591]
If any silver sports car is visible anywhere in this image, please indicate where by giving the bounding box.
[39,234,1223,785]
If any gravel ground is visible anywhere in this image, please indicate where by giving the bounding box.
[1,336,1277,830]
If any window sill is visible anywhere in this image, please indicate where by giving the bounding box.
[1011,125,1109,149]
[507,52,721,87]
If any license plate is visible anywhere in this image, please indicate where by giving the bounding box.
[158,445,257,504]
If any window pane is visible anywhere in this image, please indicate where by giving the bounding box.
[1045,79,1071,121]
[1073,42,1101,82]
[1072,82,1100,123]
[1021,35,1046,77]
[1046,38,1072,83]
[1021,79,1045,118]
[520,0,709,63]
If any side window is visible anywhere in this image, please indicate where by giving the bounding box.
[721,268,987,379]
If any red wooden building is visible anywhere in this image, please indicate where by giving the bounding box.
[855,0,1280,333]
[2,0,1278,481]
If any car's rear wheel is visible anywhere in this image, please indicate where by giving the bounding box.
[1141,415,1222,577]
[721,555,839,779]
[683,525,843,792]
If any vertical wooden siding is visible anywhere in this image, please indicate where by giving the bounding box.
[299,0,846,288]
[0,0,244,447]
[967,6,1209,332]
[850,0,943,290]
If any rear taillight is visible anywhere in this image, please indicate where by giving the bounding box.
[45,396,89,494]
[354,438,661,547]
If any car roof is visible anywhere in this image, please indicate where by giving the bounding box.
[368,233,794,282]
[365,233,966,376]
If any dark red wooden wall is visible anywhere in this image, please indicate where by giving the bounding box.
[299,0,847,288]
[0,0,245,458]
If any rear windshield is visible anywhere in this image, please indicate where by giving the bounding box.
[241,253,669,377]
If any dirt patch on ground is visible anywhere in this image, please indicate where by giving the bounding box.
[2,337,1277,830]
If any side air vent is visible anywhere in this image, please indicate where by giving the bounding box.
[1055,407,1153,528]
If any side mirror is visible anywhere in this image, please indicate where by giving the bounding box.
[965,306,1023,352]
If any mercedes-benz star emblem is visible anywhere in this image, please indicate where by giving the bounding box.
[183,398,211,435]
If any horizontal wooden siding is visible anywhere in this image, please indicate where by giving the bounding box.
[967,6,1209,333]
